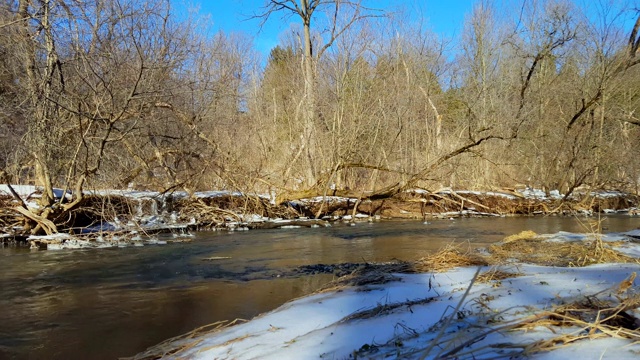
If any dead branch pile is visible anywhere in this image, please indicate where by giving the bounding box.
[63,195,138,227]
[0,195,20,230]
[355,191,551,218]
[308,190,639,219]
[175,195,300,227]
[303,197,356,218]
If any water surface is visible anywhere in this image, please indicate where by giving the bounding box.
[1,216,638,359]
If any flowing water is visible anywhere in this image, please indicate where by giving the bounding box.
[1,216,639,360]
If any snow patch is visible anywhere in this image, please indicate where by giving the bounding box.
[163,260,640,360]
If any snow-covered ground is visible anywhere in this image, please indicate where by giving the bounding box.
[137,232,640,360]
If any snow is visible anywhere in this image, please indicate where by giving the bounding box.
[410,188,562,200]
[592,190,627,199]
[549,189,562,199]
[85,189,165,199]
[155,231,640,360]
[87,189,272,201]
[459,190,519,200]
[518,187,548,199]
[0,184,37,197]
[27,233,96,250]
[194,190,243,198]
[26,230,184,250]
[0,184,72,201]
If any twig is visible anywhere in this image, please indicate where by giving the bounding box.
[419,267,481,359]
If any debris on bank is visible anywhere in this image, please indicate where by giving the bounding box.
[1,185,639,249]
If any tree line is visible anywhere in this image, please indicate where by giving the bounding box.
[1,0,640,233]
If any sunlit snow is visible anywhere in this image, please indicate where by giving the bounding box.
[152,232,640,360]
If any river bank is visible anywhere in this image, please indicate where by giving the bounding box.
[1,185,639,249]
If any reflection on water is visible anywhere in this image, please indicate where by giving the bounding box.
[1,216,638,359]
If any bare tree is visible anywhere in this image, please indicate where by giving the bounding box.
[3,0,210,233]
[254,0,381,187]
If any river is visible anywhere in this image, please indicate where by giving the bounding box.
[1,216,639,360]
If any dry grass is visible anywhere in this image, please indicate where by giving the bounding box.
[320,245,491,293]
[317,245,490,293]
[476,267,523,284]
[318,263,409,292]
[342,297,437,322]
[518,292,640,356]
[125,319,247,360]
[503,230,539,243]
[412,244,489,272]
[489,237,639,267]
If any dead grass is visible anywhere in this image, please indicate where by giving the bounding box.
[125,319,247,360]
[409,272,640,359]
[412,244,489,272]
[518,292,640,356]
[489,238,639,267]
[319,245,492,293]
[318,263,408,292]
[503,230,539,243]
[316,245,490,293]
[476,267,523,284]
[342,297,437,322]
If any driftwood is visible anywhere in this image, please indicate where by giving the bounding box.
[15,206,57,235]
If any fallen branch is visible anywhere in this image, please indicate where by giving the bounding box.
[15,206,57,235]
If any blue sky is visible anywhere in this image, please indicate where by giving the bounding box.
[173,0,477,55]
[172,0,639,58]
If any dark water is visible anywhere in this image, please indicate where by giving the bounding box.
[1,216,639,360]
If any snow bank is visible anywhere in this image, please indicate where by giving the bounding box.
[160,263,640,359]
[148,231,640,360]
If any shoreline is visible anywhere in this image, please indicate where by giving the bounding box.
[1,187,639,250]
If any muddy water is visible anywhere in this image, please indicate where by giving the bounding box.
[1,216,639,360]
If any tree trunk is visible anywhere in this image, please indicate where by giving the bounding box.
[301,0,316,186]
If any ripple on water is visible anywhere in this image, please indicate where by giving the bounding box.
[1,216,640,359]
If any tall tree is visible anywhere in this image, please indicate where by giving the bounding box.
[255,0,380,187]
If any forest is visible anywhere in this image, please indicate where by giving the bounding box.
[1,0,640,235]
